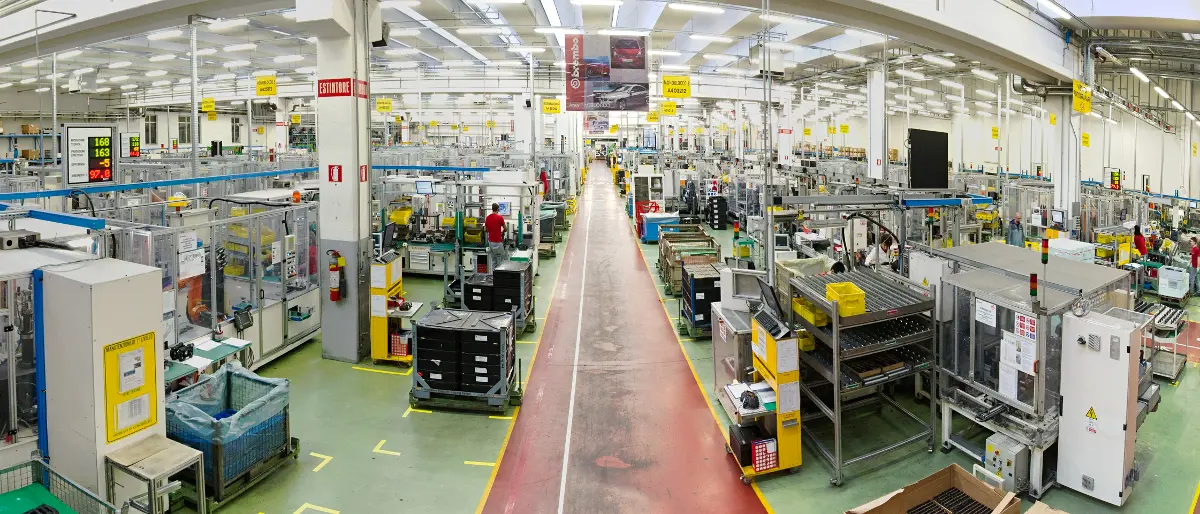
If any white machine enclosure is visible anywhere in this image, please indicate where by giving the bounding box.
[42,258,164,497]
[1158,266,1189,301]
[1058,309,1143,506]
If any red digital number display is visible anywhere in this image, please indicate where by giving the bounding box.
[87,136,113,183]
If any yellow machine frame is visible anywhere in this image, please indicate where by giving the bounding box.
[733,318,802,482]
[369,258,410,365]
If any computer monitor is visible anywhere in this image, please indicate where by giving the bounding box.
[1051,209,1065,229]
[415,180,433,195]
[497,201,512,216]
[381,222,398,249]
[774,233,790,249]
[756,277,784,320]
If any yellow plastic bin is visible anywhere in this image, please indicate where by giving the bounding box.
[826,282,866,317]
[797,331,815,351]
[792,298,829,327]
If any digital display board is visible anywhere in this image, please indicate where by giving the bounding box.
[120,132,140,158]
[64,124,118,185]
[1109,169,1121,190]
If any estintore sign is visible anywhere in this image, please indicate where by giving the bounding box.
[317,78,353,98]
[359,164,368,182]
[328,164,343,182]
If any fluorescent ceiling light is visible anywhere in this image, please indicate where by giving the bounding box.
[894,69,923,80]
[931,108,948,114]
[34,87,48,92]
[765,41,800,52]
[0,83,10,88]
[120,84,138,89]
[1037,0,1071,19]
[274,54,304,63]
[1106,117,1117,124]
[1154,86,1168,98]
[507,46,545,53]
[945,94,963,101]
[690,34,733,43]
[381,0,420,8]
[18,78,35,84]
[668,3,724,13]
[95,87,110,92]
[974,100,991,108]
[20,59,41,67]
[1188,112,1197,121]
[193,48,218,56]
[296,66,318,74]
[223,43,257,52]
[885,99,897,106]
[145,70,167,77]
[939,79,963,89]
[926,99,945,107]
[703,53,738,61]
[152,80,171,86]
[1009,98,1025,106]
[1172,100,1184,110]
[535,27,582,34]
[759,13,799,24]
[912,86,935,95]
[1129,67,1149,82]
[57,50,82,59]
[0,67,8,73]
[225,60,251,67]
[833,53,868,63]
[253,70,277,77]
[209,18,250,31]
[43,72,64,79]
[921,54,955,67]
[660,64,690,70]
[147,30,182,40]
[975,89,996,98]
[884,81,899,89]
[716,68,748,75]
[109,75,130,82]
[457,26,504,34]
[150,54,176,62]
[109,61,132,69]
[571,0,622,5]
[385,48,421,55]
[895,94,915,101]
[649,50,680,56]
[816,82,845,90]
[970,68,998,81]
[73,67,95,75]
[212,73,237,80]
[277,76,293,83]
[95,78,106,84]
[846,93,866,101]
[1087,111,1102,118]
[253,98,268,104]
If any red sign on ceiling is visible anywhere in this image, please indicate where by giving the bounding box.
[317,78,353,97]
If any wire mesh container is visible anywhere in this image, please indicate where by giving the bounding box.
[0,459,116,514]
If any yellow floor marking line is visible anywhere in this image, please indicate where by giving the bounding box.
[351,366,409,376]
[488,415,514,420]
[293,504,340,514]
[629,217,776,514]
[516,340,538,344]
[475,197,583,514]
[1190,479,1200,514]
[402,406,432,418]
[465,461,497,467]
[309,452,333,472]
[373,440,403,456]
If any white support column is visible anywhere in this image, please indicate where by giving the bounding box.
[735,102,744,160]
[298,0,378,362]
[274,97,290,155]
[513,95,532,155]
[776,101,794,167]
[1049,95,1080,213]
[866,65,886,181]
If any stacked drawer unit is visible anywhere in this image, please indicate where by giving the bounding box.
[681,263,723,329]
[464,274,493,311]
[413,308,516,395]
[708,196,728,230]
[493,261,533,320]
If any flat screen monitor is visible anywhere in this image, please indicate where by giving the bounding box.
[1051,209,1065,228]
[757,277,784,320]
[497,201,512,216]
[731,270,762,300]
[908,128,949,189]
[415,180,433,195]
[774,233,790,249]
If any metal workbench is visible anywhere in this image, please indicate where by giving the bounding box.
[787,269,937,486]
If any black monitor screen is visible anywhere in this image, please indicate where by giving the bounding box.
[908,128,949,189]
[757,277,783,319]
[381,223,398,249]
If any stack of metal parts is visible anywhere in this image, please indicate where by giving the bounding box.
[906,488,992,514]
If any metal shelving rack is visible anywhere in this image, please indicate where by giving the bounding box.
[787,269,937,486]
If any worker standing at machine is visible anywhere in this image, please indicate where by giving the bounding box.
[864,235,893,267]
[485,202,507,274]
[1191,237,1200,294]
[1133,225,1148,257]
[1006,212,1024,247]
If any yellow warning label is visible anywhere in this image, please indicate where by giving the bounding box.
[1086,407,1097,420]
[922,278,929,287]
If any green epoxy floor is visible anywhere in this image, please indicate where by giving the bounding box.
[219,224,576,514]
[224,182,1200,513]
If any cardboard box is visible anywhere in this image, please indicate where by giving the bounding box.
[19,149,38,160]
[20,124,38,134]
[846,464,1020,514]
[1027,503,1068,514]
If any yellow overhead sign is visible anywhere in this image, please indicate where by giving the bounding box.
[451,124,460,130]
[991,126,999,139]
[661,102,677,116]
[255,75,277,96]
[375,98,393,112]
[803,127,812,136]
[662,76,691,98]
[827,126,836,135]
[1081,132,1091,147]
[430,120,439,127]
[1072,80,1092,115]
[207,111,217,121]
[394,116,401,123]
[1050,113,1057,126]
[542,98,561,114]
[291,114,301,124]
[609,124,619,133]
[647,110,659,122]
[486,120,496,129]
[201,98,215,112]
[839,124,849,134]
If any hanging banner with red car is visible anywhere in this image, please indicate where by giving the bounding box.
[564,34,648,112]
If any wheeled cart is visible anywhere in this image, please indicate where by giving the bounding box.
[410,309,523,412]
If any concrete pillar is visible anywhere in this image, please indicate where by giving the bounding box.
[735,102,744,160]
[866,65,886,181]
[513,95,532,155]
[1049,95,1080,213]
[298,0,379,362]
[274,97,290,154]
[776,101,794,167]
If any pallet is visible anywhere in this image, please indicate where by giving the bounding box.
[371,355,413,368]
[173,437,300,512]
[538,242,556,258]
[410,384,523,412]
[677,319,712,338]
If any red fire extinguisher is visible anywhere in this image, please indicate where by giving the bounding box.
[327,250,345,302]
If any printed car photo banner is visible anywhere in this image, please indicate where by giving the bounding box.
[565,33,649,112]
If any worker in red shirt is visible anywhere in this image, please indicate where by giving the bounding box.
[1191,237,1199,294]
[1133,225,1147,257]
[485,203,507,274]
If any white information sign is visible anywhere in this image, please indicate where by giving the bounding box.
[975,300,997,327]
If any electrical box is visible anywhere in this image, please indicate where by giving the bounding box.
[1058,308,1148,506]
[984,432,1030,493]
[907,252,953,321]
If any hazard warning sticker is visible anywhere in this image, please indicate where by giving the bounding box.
[1085,406,1098,434]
